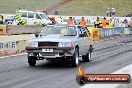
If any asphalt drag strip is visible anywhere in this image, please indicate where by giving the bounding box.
[0,35,132,88]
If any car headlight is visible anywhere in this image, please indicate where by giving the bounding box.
[28,41,38,47]
[58,42,73,47]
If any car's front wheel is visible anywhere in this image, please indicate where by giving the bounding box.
[82,50,91,62]
[28,56,37,66]
[72,48,79,67]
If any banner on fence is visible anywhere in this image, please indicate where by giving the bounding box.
[0,41,16,56]
[101,27,124,38]
[0,34,35,56]
[88,28,100,41]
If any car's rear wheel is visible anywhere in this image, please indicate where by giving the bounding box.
[28,56,37,66]
[72,48,79,67]
[82,50,91,62]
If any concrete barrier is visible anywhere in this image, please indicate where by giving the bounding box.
[0,25,6,35]
[0,25,43,35]
[87,27,125,41]
[80,64,132,88]
[0,34,35,56]
[9,25,43,34]
[124,27,132,35]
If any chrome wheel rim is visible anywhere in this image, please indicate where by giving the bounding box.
[75,51,79,65]
[88,51,91,60]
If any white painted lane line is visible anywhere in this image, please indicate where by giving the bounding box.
[0,53,27,59]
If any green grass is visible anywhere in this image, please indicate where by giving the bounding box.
[0,0,132,16]
[0,0,61,13]
[57,0,132,16]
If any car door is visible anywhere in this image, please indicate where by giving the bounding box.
[27,13,35,25]
[21,12,28,24]
[78,26,90,55]
[35,14,42,24]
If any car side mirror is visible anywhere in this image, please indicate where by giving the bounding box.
[35,33,39,37]
[79,34,85,37]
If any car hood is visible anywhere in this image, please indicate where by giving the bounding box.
[29,34,77,42]
[42,19,52,24]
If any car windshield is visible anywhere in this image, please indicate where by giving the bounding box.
[63,19,68,22]
[7,16,14,19]
[39,14,49,20]
[40,26,77,36]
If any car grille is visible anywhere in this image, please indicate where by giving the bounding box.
[38,42,58,47]
[40,53,56,56]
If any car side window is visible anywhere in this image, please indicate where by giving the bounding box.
[28,13,34,18]
[21,13,27,17]
[78,26,88,37]
[36,14,41,19]
[81,28,88,37]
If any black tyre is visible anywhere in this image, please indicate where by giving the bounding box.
[72,48,79,67]
[82,50,91,62]
[76,76,87,85]
[28,56,36,66]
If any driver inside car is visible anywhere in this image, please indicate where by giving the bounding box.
[61,28,69,35]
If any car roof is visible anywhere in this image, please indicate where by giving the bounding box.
[47,24,82,27]
[18,10,46,14]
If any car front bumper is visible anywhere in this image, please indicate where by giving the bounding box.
[25,46,74,58]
